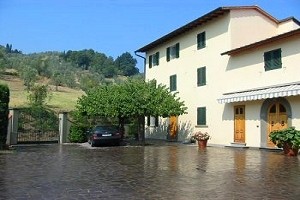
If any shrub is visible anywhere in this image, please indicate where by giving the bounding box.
[68,124,87,143]
[0,84,9,149]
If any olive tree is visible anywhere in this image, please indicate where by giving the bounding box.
[76,79,187,142]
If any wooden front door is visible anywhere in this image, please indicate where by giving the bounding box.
[267,103,288,147]
[234,105,245,143]
[169,116,178,140]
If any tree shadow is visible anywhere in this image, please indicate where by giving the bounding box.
[145,120,194,142]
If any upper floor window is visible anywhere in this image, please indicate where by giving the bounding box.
[197,66,206,86]
[149,52,160,68]
[166,43,180,61]
[264,48,282,71]
[170,74,177,91]
[197,32,206,49]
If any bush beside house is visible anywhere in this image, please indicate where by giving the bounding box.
[0,84,9,149]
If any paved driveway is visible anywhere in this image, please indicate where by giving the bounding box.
[0,143,299,199]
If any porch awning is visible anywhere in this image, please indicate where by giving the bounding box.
[217,82,300,104]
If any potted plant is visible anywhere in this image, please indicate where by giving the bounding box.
[269,127,300,156]
[192,131,210,149]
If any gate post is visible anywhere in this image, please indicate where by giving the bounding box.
[6,109,19,145]
[59,112,69,144]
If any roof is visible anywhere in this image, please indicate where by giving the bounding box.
[135,6,298,53]
[221,28,300,56]
[217,82,300,104]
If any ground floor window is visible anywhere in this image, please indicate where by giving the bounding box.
[197,107,206,125]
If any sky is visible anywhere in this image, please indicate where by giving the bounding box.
[0,0,299,72]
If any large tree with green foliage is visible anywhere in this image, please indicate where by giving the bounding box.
[76,79,187,142]
[114,52,138,76]
[27,84,50,107]
[20,66,38,90]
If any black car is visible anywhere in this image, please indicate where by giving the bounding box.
[87,125,122,147]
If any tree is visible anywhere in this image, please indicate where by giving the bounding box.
[114,52,139,76]
[0,50,7,72]
[52,72,64,91]
[79,73,104,92]
[20,66,38,90]
[76,79,187,142]
[27,84,50,107]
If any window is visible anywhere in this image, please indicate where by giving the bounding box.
[166,43,180,61]
[149,52,160,68]
[197,32,206,49]
[170,74,177,91]
[197,67,206,86]
[264,48,282,71]
[197,107,206,125]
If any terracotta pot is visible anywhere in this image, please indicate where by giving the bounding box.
[283,143,299,156]
[198,139,208,149]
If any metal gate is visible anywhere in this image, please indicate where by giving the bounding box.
[17,108,59,144]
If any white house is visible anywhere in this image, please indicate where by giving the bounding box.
[135,6,300,148]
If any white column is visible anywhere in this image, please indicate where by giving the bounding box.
[6,109,19,145]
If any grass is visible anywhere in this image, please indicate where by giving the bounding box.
[0,73,85,112]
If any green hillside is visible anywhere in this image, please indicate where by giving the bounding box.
[0,72,85,112]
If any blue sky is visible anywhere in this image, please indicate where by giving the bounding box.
[0,0,299,72]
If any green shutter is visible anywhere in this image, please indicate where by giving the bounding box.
[273,49,282,68]
[197,67,206,86]
[197,32,206,49]
[167,47,170,61]
[197,107,206,125]
[264,51,271,71]
[173,75,177,91]
[175,43,180,58]
[149,55,153,68]
[156,52,160,65]
[202,32,206,47]
[170,75,177,91]
[264,49,282,71]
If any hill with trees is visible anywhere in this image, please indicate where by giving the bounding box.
[0,43,143,111]
[0,44,141,91]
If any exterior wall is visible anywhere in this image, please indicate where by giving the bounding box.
[219,36,300,147]
[229,9,277,49]
[229,10,299,49]
[145,13,232,143]
[223,36,300,93]
[289,96,300,129]
[277,19,300,34]
[143,8,300,147]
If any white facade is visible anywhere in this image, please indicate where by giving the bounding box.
[136,6,300,148]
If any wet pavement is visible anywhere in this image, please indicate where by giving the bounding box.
[0,142,299,200]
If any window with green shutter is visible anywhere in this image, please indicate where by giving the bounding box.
[166,43,180,61]
[170,74,177,91]
[149,52,160,68]
[197,32,206,49]
[264,49,282,71]
[197,67,206,86]
[197,107,206,125]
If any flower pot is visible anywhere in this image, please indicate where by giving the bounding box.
[198,139,208,149]
[283,143,299,156]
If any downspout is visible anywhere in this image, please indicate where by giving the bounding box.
[134,51,146,80]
